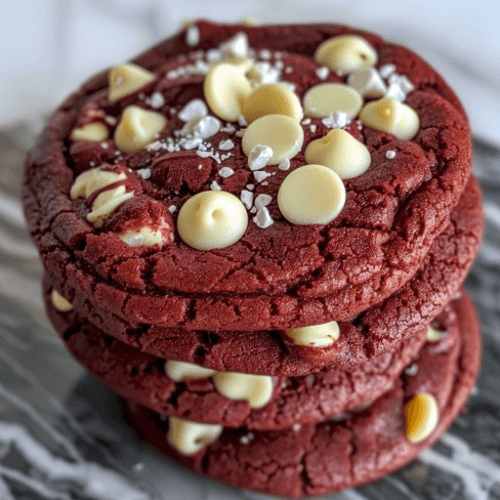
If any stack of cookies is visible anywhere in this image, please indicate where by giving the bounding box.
[23,20,484,497]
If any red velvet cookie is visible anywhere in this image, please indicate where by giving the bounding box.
[23,20,473,333]
[124,290,480,497]
[46,286,463,430]
[45,175,483,376]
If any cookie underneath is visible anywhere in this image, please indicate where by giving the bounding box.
[124,290,480,497]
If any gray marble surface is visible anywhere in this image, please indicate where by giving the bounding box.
[0,121,499,499]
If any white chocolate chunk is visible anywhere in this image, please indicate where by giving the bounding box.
[242,115,304,165]
[213,372,273,409]
[70,168,134,227]
[120,228,163,247]
[108,64,155,103]
[427,327,447,342]
[114,106,167,153]
[165,360,216,382]
[405,393,439,443]
[177,191,248,251]
[315,35,378,73]
[305,129,371,179]
[347,68,387,98]
[71,122,109,142]
[278,164,346,225]
[204,63,253,121]
[242,83,303,124]
[359,97,420,141]
[167,417,222,455]
[304,83,363,119]
[178,99,208,122]
[51,290,73,312]
[285,321,340,347]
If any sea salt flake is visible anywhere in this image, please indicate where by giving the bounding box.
[206,48,221,62]
[218,167,234,178]
[292,423,302,432]
[254,170,272,183]
[386,150,396,159]
[210,180,221,191]
[191,116,221,140]
[379,63,396,79]
[248,145,273,171]
[186,25,200,47]
[220,153,232,162]
[301,118,311,125]
[149,91,165,109]
[404,363,419,376]
[221,123,237,134]
[246,184,254,190]
[137,168,151,179]
[310,124,317,134]
[218,139,235,151]
[251,62,280,85]
[322,112,351,129]
[259,49,272,60]
[240,432,254,445]
[168,205,177,213]
[316,66,329,80]
[178,99,208,122]
[254,194,272,210]
[278,158,290,170]
[181,137,203,150]
[238,115,248,127]
[100,142,109,149]
[253,207,273,228]
[240,190,254,209]
[220,32,250,58]
[347,68,386,98]
[285,66,293,74]
[197,164,203,170]
[197,150,211,158]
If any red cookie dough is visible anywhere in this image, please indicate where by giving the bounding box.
[23,20,473,332]
[124,290,481,497]
[44,175,483,376]
[46,288,462,430]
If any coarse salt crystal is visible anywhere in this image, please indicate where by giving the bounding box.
[218,139,235,151]
[278,158,290,170]
[253,207,273,228]
[218,167,234,178]
[386,150,396,159]
[254,194,272,210]
[137,168,151,179]
[149,91,165,109]
[316,66,329,80]
[186,25,200,47]
[240,190,254,209]
[178,99,208,122]
[379,64,396,79]
[254,170,272,183]
[168,205,177,213]
[210,180,221,191]
[248,145,273,171]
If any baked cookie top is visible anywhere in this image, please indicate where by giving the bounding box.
[24,20,472,330]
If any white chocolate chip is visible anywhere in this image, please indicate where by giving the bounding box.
[204,63,253,122]
[304,83,363,119]
[405,393,439,443]
[240,190,254,209]
[243,115,304,165]
[108,64,155,103]
[120,228,163,247]
[177,191,248,251]
[315,66,330,80]
[185,25,200,47]
[218,167,234,178]
[165,360,216,381]
[254,194,272,210]
[385,150,396,159]
[305,129,371,179]
[51,290,73,312]
[178,99,208,122]
[427,327,446,342]
[347,68,387,98]
[213,372,273,409]
[167,417,222,455]
[242,83,303,124]
[71,122,109,142]
[219,32,250,59]
[247,144,273,171]
[359,97,420,141]
[253,207,273,228]
[114,106,167,153]
[315,35,378,73]
[278,164,346,225]
[285,321,340,347]
[253,171,271,183]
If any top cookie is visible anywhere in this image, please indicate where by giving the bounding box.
[23,20,472,330]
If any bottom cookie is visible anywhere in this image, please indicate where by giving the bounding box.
[125,291,481,498]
